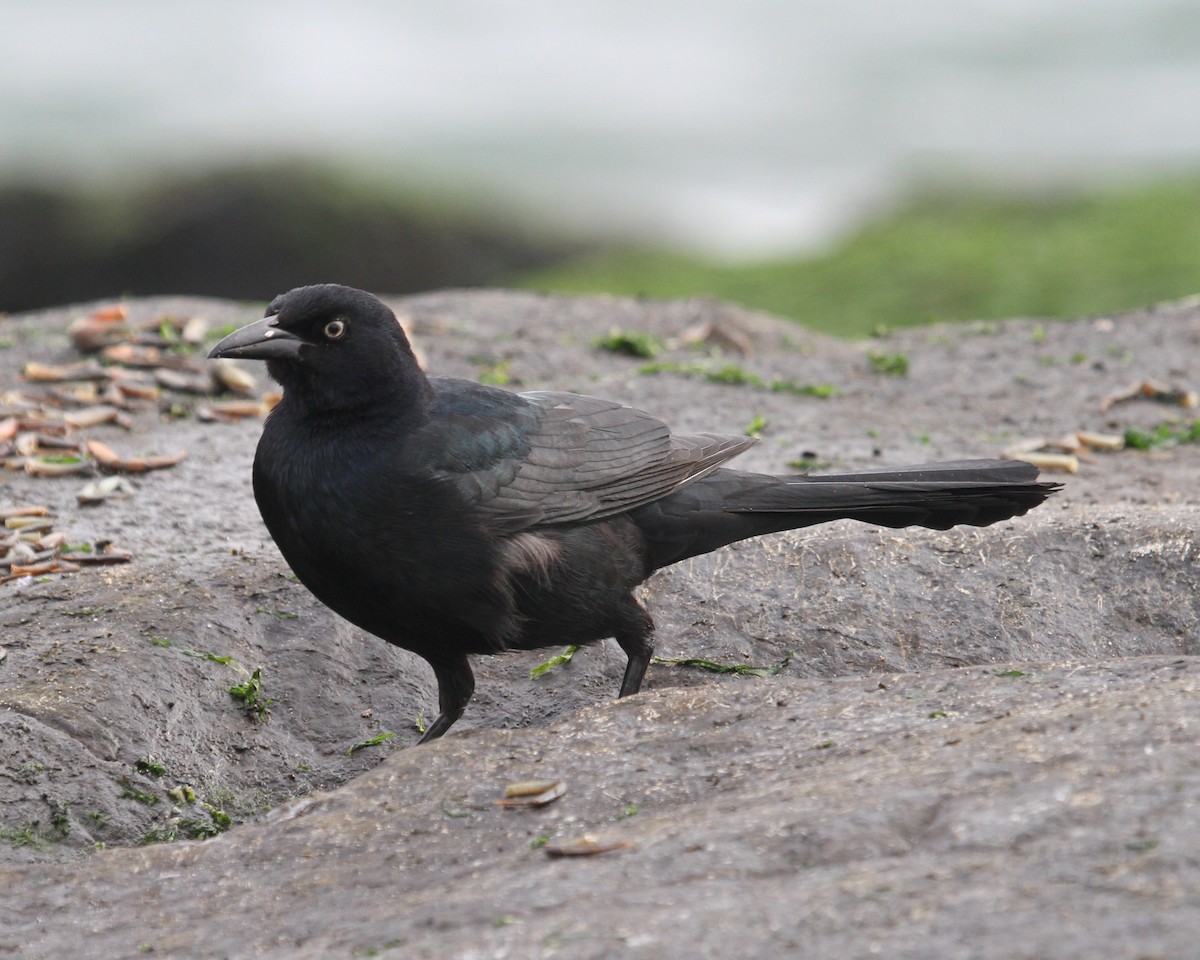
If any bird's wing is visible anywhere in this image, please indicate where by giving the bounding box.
[406,383,753,532]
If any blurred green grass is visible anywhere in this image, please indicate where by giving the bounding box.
[515,177,1200,338]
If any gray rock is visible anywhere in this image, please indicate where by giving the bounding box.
[1,291,1198,957]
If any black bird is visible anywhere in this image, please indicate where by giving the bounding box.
[210,284,1058,742]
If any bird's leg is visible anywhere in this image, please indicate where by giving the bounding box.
[417,654,475,743]
[614,600,655,698]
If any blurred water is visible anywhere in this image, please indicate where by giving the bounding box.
[4,0,1200,255]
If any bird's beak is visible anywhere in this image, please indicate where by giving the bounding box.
[207,316,308,361]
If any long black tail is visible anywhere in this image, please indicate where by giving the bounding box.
[633,459,1060,571]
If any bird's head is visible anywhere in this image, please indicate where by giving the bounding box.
[208,284,429,413]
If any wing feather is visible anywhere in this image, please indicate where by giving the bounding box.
[410,383,752,532]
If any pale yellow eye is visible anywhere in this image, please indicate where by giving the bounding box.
[324,319,347,340]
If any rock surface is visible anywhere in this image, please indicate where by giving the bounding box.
[1,291,1198,958]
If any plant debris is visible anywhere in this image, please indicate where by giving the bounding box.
[1123,419,1200,451]
[210,358,258,396]
[650,655,790,678]
[348,733,396,756]
[77,475,137,506]
[62,405,131,430]
[67,305,211,356]
[6,304,275,438]
[867,350,909,377]
[1100,379,1198,412]
[496,780,566,808]
[228,666,271,723]
[593,329,665,359]
[1001,429,1128,473]
[531,645,580,679]
[0,504,131,584]
[677,318,754,357]
[195,398,275,423]
[542,834,631,858]
[22,360,109,383]
[1,423,188,477]
[638,361,837,397]
[85,439,187,474]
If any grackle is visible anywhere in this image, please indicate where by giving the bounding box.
[210,284,1058,742]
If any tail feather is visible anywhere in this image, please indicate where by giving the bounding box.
[634,458,1060,571]
[781,458,1042,486]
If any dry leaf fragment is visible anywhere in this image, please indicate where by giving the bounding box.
[211,358,257,395]
[138,451,188,470]
[1076,431,1125,451]
[69,316,133,352]
[4,515,52,531]
[25,458,94,477]
[60,544,133,564]
[91,304,128,322]
[85,439,186,473]
[15,418,67,436]
[1001,437,1048,457]
[63,405,122,429]
[84,439,121,469]
[181,316,209,344]
[1100,379,1199,412]
[77,475,136,506]
[35,531,69,551]
[23,360,109,382]
[0,505,50,520]
[543,835,631,858]
[196,400,269,422]
[115,381,161,402]
[1009,451,1078,474]
[1,559,83,583]
[496,780,566,808]
[14,433,40,457]
[154,368,216,394]
[1003,429,1124,469]
[678,318,754,357]
[100,343,163,367]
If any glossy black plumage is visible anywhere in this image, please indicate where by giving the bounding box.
[210,284,1059,742]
